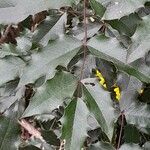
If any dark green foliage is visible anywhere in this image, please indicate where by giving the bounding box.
[0,0,150,150]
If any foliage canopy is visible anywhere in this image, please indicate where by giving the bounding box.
[0,0,150,150]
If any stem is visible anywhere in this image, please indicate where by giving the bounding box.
[68,10,94,17]
[76,0,88,98]
[116,112,124,150]
[79,0,88,82]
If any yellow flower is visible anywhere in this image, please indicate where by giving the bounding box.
[113,86,121,101]
[95,69,121,101]
[95,69,107,88]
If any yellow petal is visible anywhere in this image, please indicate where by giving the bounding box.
[114,86,121,101]
[95,69,107,88]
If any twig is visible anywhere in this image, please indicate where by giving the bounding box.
[68,10,94,18]
[116,112,124,150]
[18,119,45,142]
[79,0,88,81]
[76,0,88,98]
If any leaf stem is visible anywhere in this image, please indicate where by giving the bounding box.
[116,112,124,150]
[79,0,88,82]
[76,0,88,98]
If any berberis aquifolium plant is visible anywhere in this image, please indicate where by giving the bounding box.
[0,0,150,150]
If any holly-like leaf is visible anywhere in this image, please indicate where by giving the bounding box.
[118,74,150,129]
[72,22,102,41]
[22,71,77,117]
[82,78,117,140]
[19,145,41,150]
[0,56,25,86]
[95,0,149,20]
[19,36,81,86]
[33,13,67,47]
[0,0,79,24]
[89,142,115,150]
[0,85,25,113]
[106,13,142,37]
[90,0,106,18]
[119,144,142,150]
[87,34,150,83]
[61,99,89,150]
[124,125,140,143]
[127,15,150,63]
[41,130,60,146]
[0,44,19,58]
[0,116,20,150]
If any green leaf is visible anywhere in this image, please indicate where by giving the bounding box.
[19,36,82,86]
[118,75,150,129]
[0,116,20,150]
[106,13,142,37]
[90,0,106,18]
[0,44,19,58]
[124,125,140,143]
[127,15,150,63]
[19,145,41,150]
[22,71,77,117]
[61,99,89,150]
[0,34,32,58]
[0,85,25,113]
[122,93,150,129]
[87,34,150,83]
[41,130,60,146]
[82,78,117,140]
[0,0,79,24]
[96,0,149,20]
[89,142,115,150]
[119,144,142,150]
[0,56,25,86]
[33,13,67,47]
[72,22,102,41]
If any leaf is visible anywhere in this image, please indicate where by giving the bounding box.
[87,34,150,83]
[119,143,142,150]
[19,145,41,150]
[127,15,150,63]
[90,0,106,18]
[0,116,20,150]
[71,55,96,79]
[0,56,25,86]
[89,142,115,150]
[72,22,102,41]
[0,44,19,58]
[0,0,79,24]
[61,99,89,150]
[122,93,150,129]
[33,13,67,47]
[22,71,77,117]
[0,85,25,113]
[41,130,60,146]
[106,13,142,37]
[19,36,81,86]
[96,0,149,20]
[124,125,140,143]
[0,79,19,97]
[118,74,150,129]
[95,58,117,90]
[82,78,117,140]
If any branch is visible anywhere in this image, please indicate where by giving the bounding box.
[116,112,125,150]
